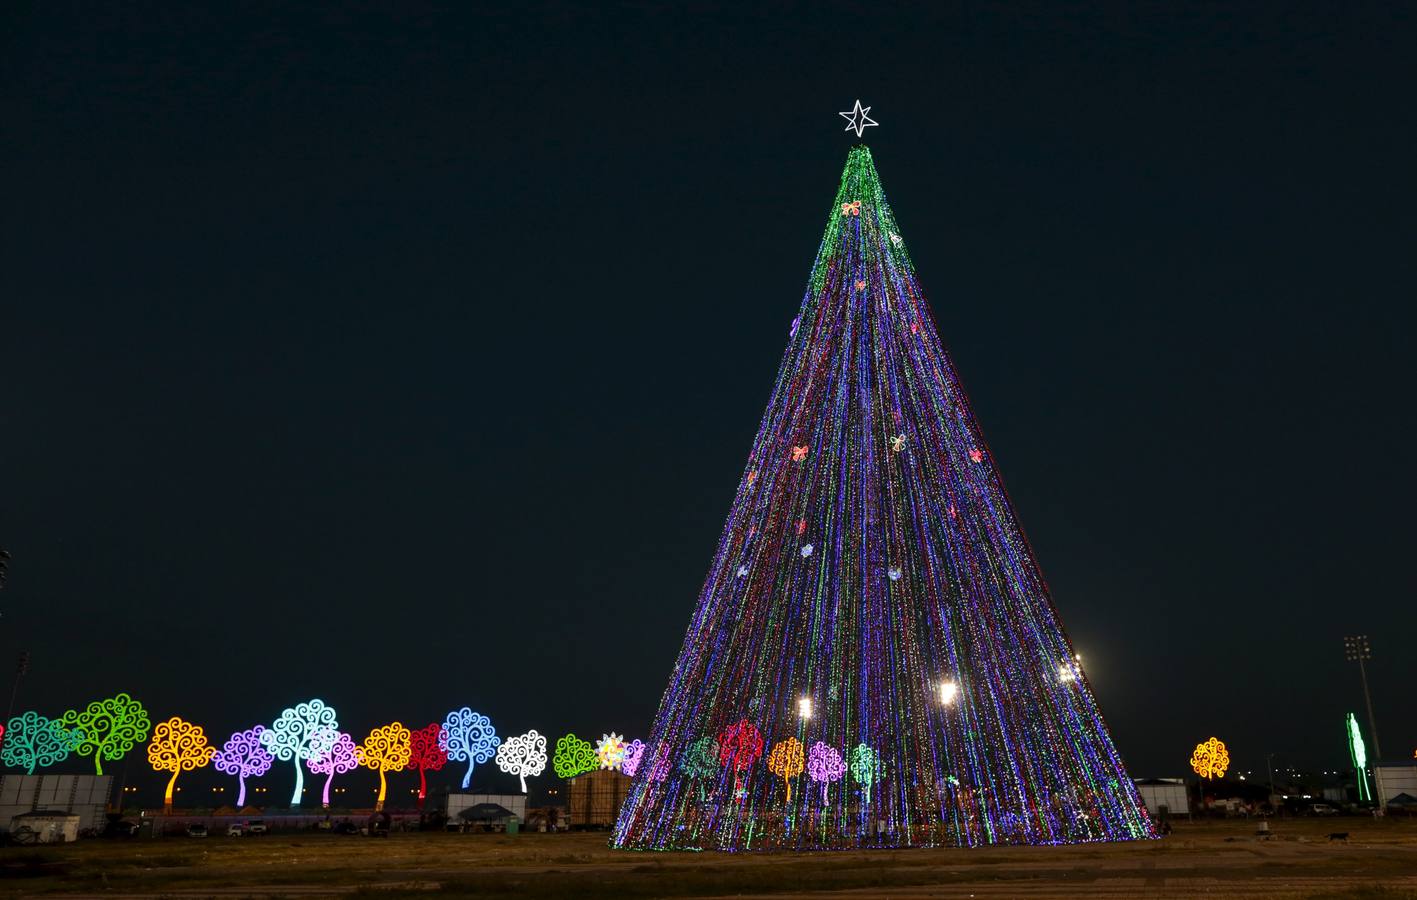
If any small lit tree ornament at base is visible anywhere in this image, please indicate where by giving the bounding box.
[147,717,216,813]
[679,736,720,801]
[848,743,882,804]
[496,729,548,792]
[357,722,412,812]
[766,737,805,804]
[807,742,846,805]
[306,731,359,808]
[211,726,274,808]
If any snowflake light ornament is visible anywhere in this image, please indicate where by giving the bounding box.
[801,543,814,558]
[596,732,628,771]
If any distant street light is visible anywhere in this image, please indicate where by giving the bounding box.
[1343,635,1386,813]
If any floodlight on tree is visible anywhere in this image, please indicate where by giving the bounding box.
[939,680,959,706]
[147,717,216,813]
[440,707,500,791]
[211,725,274,808]
[357,722,411,811]
[58,693,151,775]
[496,730,548,793]
[260,699,339,807]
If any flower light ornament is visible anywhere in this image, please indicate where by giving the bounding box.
[147,716,216,813]
[306,730,359,808]
[211,726,274,808]
[357,722,412,811]
[58,693,151,775]
[260,699,339,807]
[1189,737,1230,781]
[807,742,847,804]
[2,711,82,774]
[596,732,628,771]
[496,729,548,792]
[440,707,500,791]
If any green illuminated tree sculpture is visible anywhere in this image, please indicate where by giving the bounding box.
[2,711,82,774]
[58,693,151,775]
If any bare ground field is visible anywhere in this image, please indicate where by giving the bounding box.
[2,817,1415,899]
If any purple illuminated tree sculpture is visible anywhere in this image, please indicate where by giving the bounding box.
[307,731,358,808]
[611,143,1152,850]
[212,725,274,808]
[806,742,845,805]
[440,708,499,791]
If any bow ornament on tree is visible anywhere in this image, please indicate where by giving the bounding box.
[840,200,861,217]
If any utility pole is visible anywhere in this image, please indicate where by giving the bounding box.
[6,651,30,723]
[1343,635,1385,814]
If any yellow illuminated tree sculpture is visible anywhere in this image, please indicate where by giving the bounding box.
[766,736,805,804]
[147,716,216,813]
[1189,736,1229,780]
[358,722,411,811]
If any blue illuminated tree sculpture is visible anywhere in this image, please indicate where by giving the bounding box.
[440,707,500,791]
[2,711,82,774]
[260,699,338,807]
[611,145,1153,850]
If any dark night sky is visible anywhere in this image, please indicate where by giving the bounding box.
[3,3,1414,802]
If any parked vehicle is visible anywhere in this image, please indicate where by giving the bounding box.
[246,819,268,835]
[227,823,245,837]
[186,824,208,838]
[1310,803,1341,817]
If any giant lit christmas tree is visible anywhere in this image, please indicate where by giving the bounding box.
[612,139,1153,851]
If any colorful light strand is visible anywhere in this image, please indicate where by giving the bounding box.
[612,146,1153,850]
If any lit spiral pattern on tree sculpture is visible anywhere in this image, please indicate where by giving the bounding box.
[496,729,548,793]
[440,707,500,791]
[358,722,411,811]
[1189,737,1229,780]
[260,699,338,807]
[212,725,274,808]
[406,723,448,807]
[552,734,598,779]
[307,731,359,808]
[848,743,881,804]
[58,693,150,775]
[807,742,846,805]
[622,739,647,777]
[767,737,805,804]
[2,711,82,774]
[148,716,216,811]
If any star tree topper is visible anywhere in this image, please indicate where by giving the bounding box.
[839,99,878,138]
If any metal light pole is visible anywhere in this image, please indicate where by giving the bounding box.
[5,651,29,723]
[1343,635,1386,814]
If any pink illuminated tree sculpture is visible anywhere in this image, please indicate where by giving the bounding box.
[622,739,646,777]
[807,741,846,805]
[405,723,449,808]
[307,731,359,808]
[211,725,274,808]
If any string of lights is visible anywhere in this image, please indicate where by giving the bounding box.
[612,146,1153,850]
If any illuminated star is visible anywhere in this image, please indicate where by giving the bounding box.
[838,99,878,138]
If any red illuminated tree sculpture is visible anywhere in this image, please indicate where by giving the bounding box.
[405,722,449,808]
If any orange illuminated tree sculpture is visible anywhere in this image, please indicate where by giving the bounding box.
[1189,736,1229,780]
[147,716,216,813]
[358,722,411,811]
[766,737,805,805]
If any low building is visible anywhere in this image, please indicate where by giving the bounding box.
[0,775,112,834]
[1374,763,1417,808]
[568,769,631,829]
[1133,778,1190,819]
[9,811,81,843]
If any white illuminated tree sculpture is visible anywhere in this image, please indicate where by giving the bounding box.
[260,699,338,807]
[495,729,547,793]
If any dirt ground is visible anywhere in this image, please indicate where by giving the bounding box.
[2,817,1416,899]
